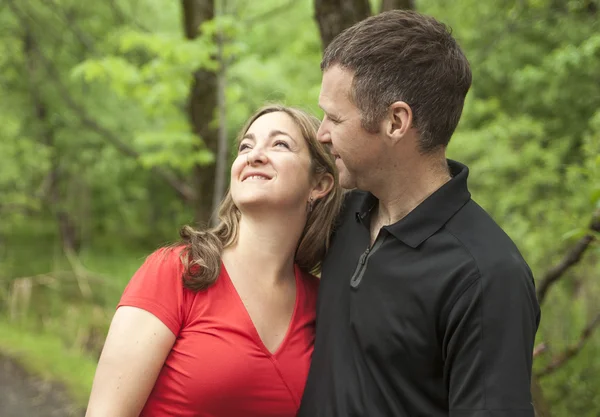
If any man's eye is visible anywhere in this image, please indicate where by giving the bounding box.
[327,115,341,124]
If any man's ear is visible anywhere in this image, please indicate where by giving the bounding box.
[385,101,413,145]
[310,173,335,201]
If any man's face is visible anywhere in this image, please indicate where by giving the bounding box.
[317,66,384,190]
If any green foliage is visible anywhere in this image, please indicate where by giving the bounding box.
[70,25,221,172]
[224,0,323,135]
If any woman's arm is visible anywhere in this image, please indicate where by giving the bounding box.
[85,306,176,417]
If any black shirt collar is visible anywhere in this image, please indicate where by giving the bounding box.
[355,160,471,248]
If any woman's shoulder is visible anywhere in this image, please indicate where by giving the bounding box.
[123,245,188,293]
[144,245,188,273]
[119,245,191,335]
[147,244,185,262]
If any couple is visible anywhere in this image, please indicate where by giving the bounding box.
[86,10,541,417]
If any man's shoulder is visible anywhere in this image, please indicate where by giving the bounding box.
[445,199,533,284]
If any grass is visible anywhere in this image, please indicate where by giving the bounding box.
[0,238,155,409]
[0,320,98,408]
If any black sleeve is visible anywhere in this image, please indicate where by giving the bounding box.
[443,267,540,417]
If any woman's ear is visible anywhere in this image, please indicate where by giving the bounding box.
[310,173,334,201]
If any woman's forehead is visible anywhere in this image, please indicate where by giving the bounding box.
[244,112,305,143]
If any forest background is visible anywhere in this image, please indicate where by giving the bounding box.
[0,0,599,416]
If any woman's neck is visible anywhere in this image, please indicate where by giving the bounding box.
[222,210,306,283]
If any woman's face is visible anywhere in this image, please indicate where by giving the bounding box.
[230,111,316,214]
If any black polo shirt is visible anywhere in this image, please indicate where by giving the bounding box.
[298,160,541,417]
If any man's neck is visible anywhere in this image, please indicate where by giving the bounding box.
[369,157,450,242]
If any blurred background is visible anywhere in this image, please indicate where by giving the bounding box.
[0,0,598,416]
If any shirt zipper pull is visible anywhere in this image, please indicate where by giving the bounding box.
[359,248,370,265]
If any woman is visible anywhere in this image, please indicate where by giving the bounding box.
[85,104,342,417]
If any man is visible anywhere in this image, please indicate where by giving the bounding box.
[298,10,541,417]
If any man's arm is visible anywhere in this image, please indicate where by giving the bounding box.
[443,267,540,417]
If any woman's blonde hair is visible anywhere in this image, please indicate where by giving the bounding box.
[178,104,342,291]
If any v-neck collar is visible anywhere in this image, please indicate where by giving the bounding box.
[221,263,301,357]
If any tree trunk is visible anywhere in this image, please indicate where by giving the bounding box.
[314,0,371,49]
[23,29,80,253]
[182,0,218,224]
[380,0,415,12]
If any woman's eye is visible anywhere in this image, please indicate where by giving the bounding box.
[274,140,290,149]
[239,143,251,152]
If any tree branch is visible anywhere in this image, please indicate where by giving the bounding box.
[533,343,548,358]
[536,311,600,378]
[537,210,600,303]
[7,0,93,60]
[244,0,297,24]
[106,0,151,32]
[43,0,96,52]
[0,203,39,216]
[77,115,197,201]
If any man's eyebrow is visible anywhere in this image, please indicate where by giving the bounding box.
[319,105,337,119]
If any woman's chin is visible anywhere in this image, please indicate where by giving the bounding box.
[235,197,305,217]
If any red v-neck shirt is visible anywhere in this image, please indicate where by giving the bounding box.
[117,248,319,417]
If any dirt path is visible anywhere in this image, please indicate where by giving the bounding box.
[0,354,84,417]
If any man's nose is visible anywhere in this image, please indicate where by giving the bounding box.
[317,122,331,144]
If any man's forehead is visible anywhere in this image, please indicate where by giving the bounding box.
[323,65,353,85]
[317,92,330,110]
[322,66,353,98]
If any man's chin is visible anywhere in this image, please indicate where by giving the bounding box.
[339,173,357,190]
[334,160,356,189]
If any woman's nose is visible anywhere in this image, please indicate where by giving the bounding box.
[247,146,268,165]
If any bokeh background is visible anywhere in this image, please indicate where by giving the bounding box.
[0,0,598,416]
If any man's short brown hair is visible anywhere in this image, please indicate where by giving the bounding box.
[322,10,472,153]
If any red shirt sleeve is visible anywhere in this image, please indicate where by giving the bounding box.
[117,247,187,336]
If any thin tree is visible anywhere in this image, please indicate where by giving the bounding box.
[182,0,219,224]
[211,0,230,226]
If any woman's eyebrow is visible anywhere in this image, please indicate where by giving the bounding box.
[242,130,297,144]
[269,130,297,144]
